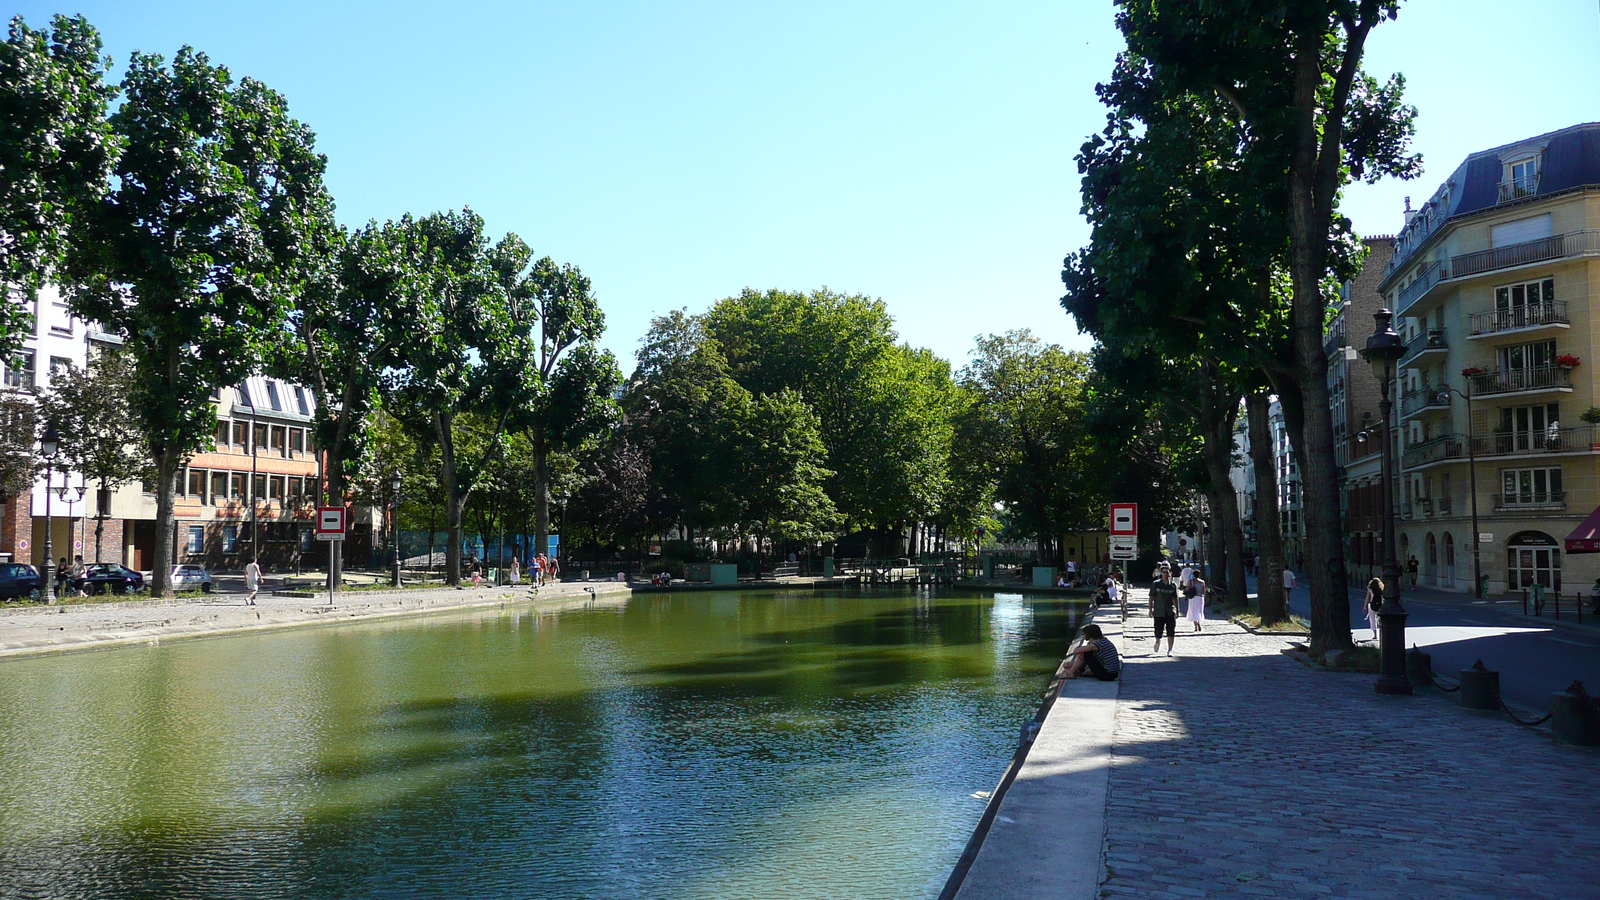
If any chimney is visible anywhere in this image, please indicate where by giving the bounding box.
[1402,196,1416,226]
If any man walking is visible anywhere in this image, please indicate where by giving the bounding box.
[1150,564,1179,656]
[244,557,262,606]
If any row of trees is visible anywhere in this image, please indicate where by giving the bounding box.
[0,15,618,594]
[1063,0,1421,652]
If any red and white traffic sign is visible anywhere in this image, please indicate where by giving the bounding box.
[316,506,347,541]
[1109,503,1138,536]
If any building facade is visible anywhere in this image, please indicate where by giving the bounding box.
[1374,122,1600,595]
[2,292,368,575]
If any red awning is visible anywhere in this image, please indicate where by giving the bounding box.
[1566,506,1600,553]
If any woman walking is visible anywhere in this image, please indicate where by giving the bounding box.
[1363,577,1383,642]
[1186,573,1207,632]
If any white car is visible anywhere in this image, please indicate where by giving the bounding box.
[170,564,214,593]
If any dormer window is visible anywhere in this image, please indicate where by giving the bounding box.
[1501,156,1540,201]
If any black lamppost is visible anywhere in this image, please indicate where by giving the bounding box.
[1362,309,1412,695]
[1435,385,1484,598]
[390,469,403,588]
[39,424,59,604]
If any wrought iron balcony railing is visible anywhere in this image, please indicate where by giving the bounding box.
[1468,301,1569,336]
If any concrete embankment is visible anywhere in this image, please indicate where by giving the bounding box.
[0,581,632,660]
[946,603,1123,900]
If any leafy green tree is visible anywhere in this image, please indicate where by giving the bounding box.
[958,331,1098,565]
[726,389,840,548]
[513,257,620,559]
[703,288,952,539]
[567,435,654,552]
[0,394,37,506]
[66,48,330,596]
[35,349,148,561]
[1103,0,1421,650]
[0,14,118,357]
[384,209,539,585]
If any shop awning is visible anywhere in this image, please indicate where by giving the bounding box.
[1565,506,1600,553]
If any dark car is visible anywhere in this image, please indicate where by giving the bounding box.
[0,563,44,601]
[76,563,145,596]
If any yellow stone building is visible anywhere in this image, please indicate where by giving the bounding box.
[1379,122,1600,595]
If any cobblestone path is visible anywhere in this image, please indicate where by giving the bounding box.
[1101,591,1599,900]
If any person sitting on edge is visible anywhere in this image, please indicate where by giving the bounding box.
[1061,623,1121,681]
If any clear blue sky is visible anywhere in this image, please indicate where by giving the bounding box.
[15,1,1600,372]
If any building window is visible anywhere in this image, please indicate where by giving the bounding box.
[216,420,230,447]
[187,526,205,555]
[253,474,267,500]
[294,386,310,416]
[1492,403,1561,453]
[265,381,281,411]
[1500,466,1562,506]
[1506,157,1539,198]
[233,420,249,449]
[222,525,238,554]
[1495,277,1555,316]
[271,425,286,456]
[231,473,247,500]
[211,472,228,502]
[290,428,305,454]
[3,349,35,389]
[48,357,73,383]
[254,423,268,452]
[268,475,284,501]
[187,468,208,504]
[1496,340,1555,378]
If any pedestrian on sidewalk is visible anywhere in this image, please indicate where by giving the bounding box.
[244,557,261,606]
[1407,555,1420,588]
[1061,623,1121,681]
[1186,572,1207,632]
[1363,577,1383,641]
[1150,567,1178,656]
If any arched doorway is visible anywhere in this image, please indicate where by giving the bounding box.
[1506,531,1561,591]
[1443,532,1456,586]
[1425,533,1438,586]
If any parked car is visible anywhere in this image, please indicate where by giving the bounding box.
[76,563,145,596]
[0,563,44,601]
[170,564,214,593]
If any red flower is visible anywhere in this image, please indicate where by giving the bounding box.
[1461,366,1485,377]
[1556,354,1581,368]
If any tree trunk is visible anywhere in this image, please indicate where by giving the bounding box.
[1247,392,1288,624]
[437,411,463,585]
[534,444,550,558]
[150,451,179,598]
[1196,363,1245,601]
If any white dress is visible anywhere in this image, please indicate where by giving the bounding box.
[1185,580,1206,622]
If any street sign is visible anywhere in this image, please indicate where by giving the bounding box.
[1479,532,1493,544]
[1109,503,1137,536]
[1109,535,1136,552]
[316,506,346,541]
[1109,548,1137,560]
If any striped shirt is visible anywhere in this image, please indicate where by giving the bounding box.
[1091,637,1122,675]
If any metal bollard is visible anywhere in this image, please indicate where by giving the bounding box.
[1522,588,1529,616]
[1406,645,1433,687]
[1551,681,1600,747]
[1458,659,1501,710]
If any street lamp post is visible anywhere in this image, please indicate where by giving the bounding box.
[38,425,59,604]
[390,469,403,588]
[1435,385,1484,598]
[1362,309,1412,696]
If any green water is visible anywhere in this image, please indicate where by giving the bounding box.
[0,588,1081,899]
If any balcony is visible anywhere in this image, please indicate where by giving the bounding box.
[1497,176,1540,204]
[1464,365,1574,398]
[1471,423,1600,458]
[1436,496,1453,515]
[1468,301,1569,339]
[1492,491,1567,512]
[1324,329,1345,359]
[1402,434,1466,469]
[1395,260,1448,317]
[1452,229,1600,279]
[1400,329,1447,367]
[1400,386,1451,418]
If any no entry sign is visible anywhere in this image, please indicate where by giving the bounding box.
[1109,503,1137,536]
[316,506,346,541]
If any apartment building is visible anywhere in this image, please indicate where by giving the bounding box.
[1376,122,1600,595]
[1,291,367,573]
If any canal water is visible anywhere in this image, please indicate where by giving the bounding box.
[0,587,1082,899]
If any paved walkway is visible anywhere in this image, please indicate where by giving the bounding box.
[958,588,1600,900]
[0,580,631,659]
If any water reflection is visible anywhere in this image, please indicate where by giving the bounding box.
[0,589,1078,899]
